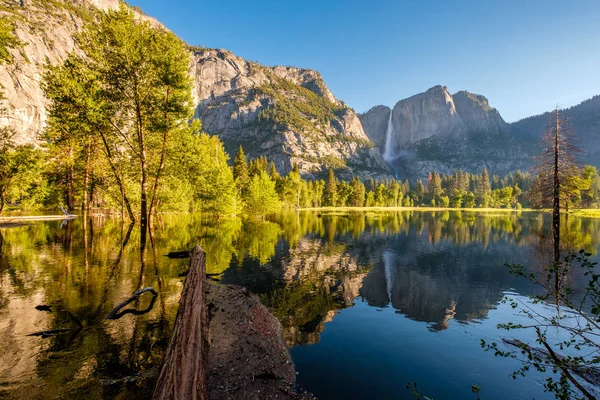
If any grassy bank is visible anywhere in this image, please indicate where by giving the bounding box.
[300,206,600,216]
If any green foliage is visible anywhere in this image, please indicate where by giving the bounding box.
[0,137,43,212]
[348,178,365,207]
[256,76,347,136]
[233,146,250,194]
[244,171,280,217]
[323,169,337,207]
[475,168,491,207]
[0,17,19,64]
[175,129,239,215]
[248,155,269,177]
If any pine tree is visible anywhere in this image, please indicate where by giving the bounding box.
[233,146,250,194]
[349,178,365,207]
[532,108,580,263]
[249,156,268,177]
[428,171,443,199]
[323,169,337,207]
[476,168,491,207]
[414,179,426,205]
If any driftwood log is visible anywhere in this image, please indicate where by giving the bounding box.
[153,245,209,400]
[106,287,158,320]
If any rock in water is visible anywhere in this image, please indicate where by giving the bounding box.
[206,283,313,399]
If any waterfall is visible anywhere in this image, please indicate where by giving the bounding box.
[383,108,394,162]
[382,251,396,305]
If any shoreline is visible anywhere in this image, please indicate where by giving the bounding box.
[206,282,313,399]
[299,206,600,216]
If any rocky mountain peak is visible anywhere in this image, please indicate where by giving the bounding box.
[388,85,464,148]
[191,47,390,179]
[452,90,508,135]
[358,86,525,179]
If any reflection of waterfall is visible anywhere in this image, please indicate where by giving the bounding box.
[383,108,395,162]
[382,251,396,303]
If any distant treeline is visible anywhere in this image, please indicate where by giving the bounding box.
[231,147,600,212]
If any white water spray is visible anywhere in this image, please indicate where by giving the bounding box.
[383,108,394,162]
[382,251,396,304]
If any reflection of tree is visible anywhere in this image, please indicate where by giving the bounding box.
[0,217,187,399]
[1,211,600,397]
[223,237,370,346]
[239,220,282,265]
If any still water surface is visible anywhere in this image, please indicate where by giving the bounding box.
[0,211,599,399]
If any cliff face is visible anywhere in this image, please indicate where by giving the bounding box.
[357,105,390,152]
[190,48,390,179]
[390,85,466,147]
[359,86,527,179]
[453,90,508,136]
[0,0,162,145]
[1,1,390,180]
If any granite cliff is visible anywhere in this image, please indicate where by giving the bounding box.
[0,0,390,180]
[189,48,390,179]
[360,86,529,179]
[360,86,600,180]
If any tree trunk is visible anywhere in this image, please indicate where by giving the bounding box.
[66,151,74,211]
[136,93,148,245]
[552,109,560,265]
[98,130,135,223]
[552,109,561,304]
[148,88,170,221]
[82,137,92,211]
[153,246,208,400]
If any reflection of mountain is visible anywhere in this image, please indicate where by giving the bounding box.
[360,230,537,331]
[222,238,369,346]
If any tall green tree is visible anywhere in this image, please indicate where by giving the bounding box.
[78,7,193,232]
[282,165,302,208]
[233,146,250,194]
[427,171,443,201]
[175,126,238,215]
[475,168,491,207]
[348,177,365,207]
[244,171,280,217]
[0,137,40,212]
[43,56,104,211]
[323,169,337,207]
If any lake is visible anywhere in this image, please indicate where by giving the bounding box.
[0,211,599,399]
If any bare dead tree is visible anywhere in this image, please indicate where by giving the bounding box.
[531,108,580,265]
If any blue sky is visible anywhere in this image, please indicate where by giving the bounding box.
[128,0,600,122]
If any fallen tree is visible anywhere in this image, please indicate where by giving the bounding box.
[153,245,209,400]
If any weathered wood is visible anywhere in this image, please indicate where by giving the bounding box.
[153,246,208,400]
[106,287,158,320]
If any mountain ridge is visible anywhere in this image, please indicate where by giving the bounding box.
[359,86,599,179]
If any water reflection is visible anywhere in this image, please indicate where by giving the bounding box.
[0,211,599,399]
